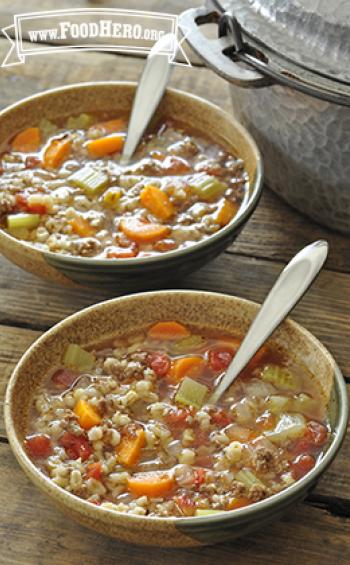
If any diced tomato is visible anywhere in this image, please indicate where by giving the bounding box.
[289,437,312,456]
[28,203,47,214]
[106,244,139,259]
[14,193,46,214]
[24,434,53,459]
[162,155,191,174]
[51,368,77,389]
[164,407,191,429]
[175,493,196,516]
[208,348,234,372]
[305,421,328,447]
[147,351,171,377]
[86,461,103,480]
[192,429,210,448]
[195,453,213,467]
[89,499,101,506]
[59,432,92,461]
[15,193,29,211]
[25,156,41,169]
[210,408,231,427]
[194,468,206,490]
[290,454,315,480]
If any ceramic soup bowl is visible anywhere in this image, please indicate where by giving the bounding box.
[0,82,263,290]
[4,291,348,547]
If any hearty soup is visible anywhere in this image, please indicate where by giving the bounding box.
[0,113,248,258]
[24,321,329,518]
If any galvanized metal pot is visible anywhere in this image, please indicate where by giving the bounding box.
[180,0,350,233]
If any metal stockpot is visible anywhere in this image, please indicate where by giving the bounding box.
[180,0,350,233]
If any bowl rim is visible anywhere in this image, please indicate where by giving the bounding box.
[4,290,349,528]
[0,81,264,267]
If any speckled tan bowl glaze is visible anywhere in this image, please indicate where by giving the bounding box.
[4,291,348,546]
[0,82,263,290]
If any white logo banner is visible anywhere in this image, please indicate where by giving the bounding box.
[2,8,191,67]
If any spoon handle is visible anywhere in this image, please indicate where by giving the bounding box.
[120,34,174,165]
[210,240,329,403]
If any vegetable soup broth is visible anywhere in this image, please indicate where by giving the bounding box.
[0,112,248,258]
[25,321,330,518]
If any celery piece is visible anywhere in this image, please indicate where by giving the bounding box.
[7,227,29,240]
[264,413,306,444]
[266,395,291,414]
[195,509,223,517]
[63,343,95,371]
[102,187,122,209]
[172,335,206,355]
[261,364,298,391]
[290,393,318,418]
[7,213,40,230]
[235,469,265,488]
[189,174,227,201]
[175,377,208,409]
[69,165,108,195]
[66,113,94,130]
[38,118,57,138]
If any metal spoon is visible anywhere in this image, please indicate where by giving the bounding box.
[120,33,175,165]
[210,240,329,403]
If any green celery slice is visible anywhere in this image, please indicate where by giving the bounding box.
[189,174,227,200]
[175,377,208,409]
[66,113,94,129]
[266,395,290,414]
[172,335,206,355]
[195,509,223,516]
[235,469,265,488]
[7,213,40,230]
[261,364,298,391]
[63,343,95,371]
[69,165,108,195]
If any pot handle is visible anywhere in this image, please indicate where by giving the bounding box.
[179,6,271,88]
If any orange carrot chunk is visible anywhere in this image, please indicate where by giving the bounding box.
[215,199,238,226]
[116,427,146,467]
[120,217,170,243]
[148,321,190,340]
[87,134,124,158]
[44,137,71,168]
[12,127,41,152]
[170,356,205,382]
[74,399,102,430]
[69,216,96,237]
[140,185,174,221]
[226,497,251,511]
[127,472,174,497]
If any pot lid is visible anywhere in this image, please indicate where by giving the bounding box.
[222,0,350,84]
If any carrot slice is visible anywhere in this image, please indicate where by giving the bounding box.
[12,127,41,152]
[90,118,126,136]
[87,134,124,158]
[140,185,174,221]
[148,321,190,340]
[69,216,96,237]
[120,217,170,243]
[127,472,174,497]
[215,199,238,226]
[170,356,205,382]
[44,137,71,168]
[116,427,146,467]
[74,399,102,430]
[226,497,251,511]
